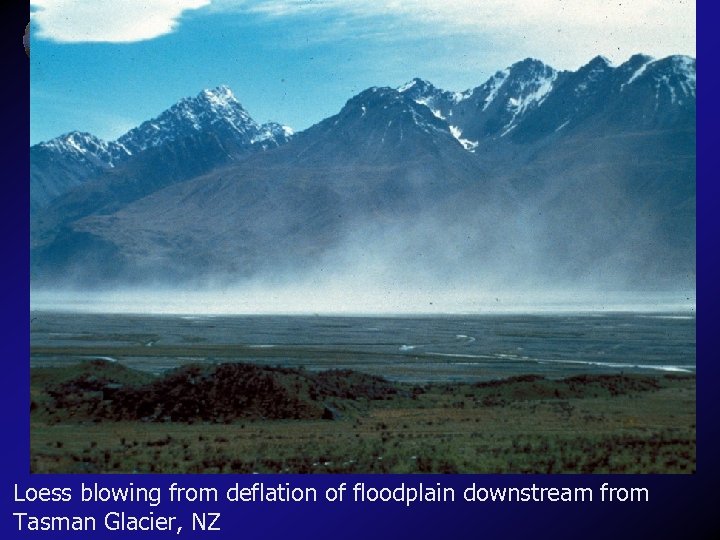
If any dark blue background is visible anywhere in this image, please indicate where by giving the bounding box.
[2,2,715,538]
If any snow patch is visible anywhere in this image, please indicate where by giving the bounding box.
[407,107,447,136]
[397,80,418,93]
[449,125,478,151]
[251,122,294,145]
[482,69,510,111]
[415,98,445,120]
[621,57,655,90]
[672,56,696,98]
[452,89,473,103]
[574,60,610,96]
[501,70,558,136]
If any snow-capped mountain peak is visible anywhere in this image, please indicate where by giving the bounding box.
[31,131,133,211]
[31,86,295,211]
[196,85,255,126]
[616,54,695,104]
[397,78,458,122]
[619,55,656,90]
[397,78,425,93]
[645,55,696,104]
[667,55,696,95]
[35,85,295,169]
[105,85,294,157]
[252,122,295,148]
[593,55,613,66]
[38,131,130,167]
[326,85,454,144]
[200,84,235,102]
[394,59,561,144]
[117,86,264,154]
[500,60,558,132]
[460,59,558,137]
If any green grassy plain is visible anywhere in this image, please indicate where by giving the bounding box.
[30,361,695,474]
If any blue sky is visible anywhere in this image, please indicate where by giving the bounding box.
[30,0,696,145]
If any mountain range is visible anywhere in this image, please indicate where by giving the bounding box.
[30,54,696,292]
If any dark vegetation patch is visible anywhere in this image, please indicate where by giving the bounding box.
[467,373,665,406]
[36,361,399,423]
[32,360,154,420]
[108,364,326,422]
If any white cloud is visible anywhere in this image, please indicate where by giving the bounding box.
[29,0,695,66]
[213,0,695,68]
[31,0,211,43]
